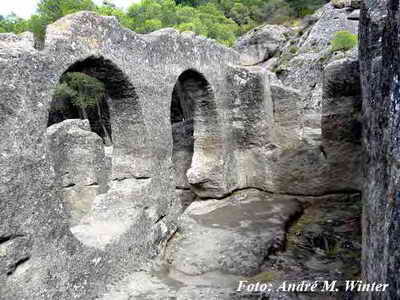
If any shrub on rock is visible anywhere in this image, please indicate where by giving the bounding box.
[330,30,358,52]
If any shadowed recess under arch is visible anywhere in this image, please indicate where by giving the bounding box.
[170,69,218,208]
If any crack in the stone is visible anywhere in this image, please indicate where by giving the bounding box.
[7,256,30,276]
[63,183,76,188]
[154,214,166,225]
[113,176,151,182]
[197,186,361,201]
[0,234,25,245]
[176,187,191,191]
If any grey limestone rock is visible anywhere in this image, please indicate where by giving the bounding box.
[165,189,302,276]
[274,3,359,145]
[0,4,369,299]
[360,0,400,298]
[321,58,363,191]
[234,24,292,66]
[0,11,239,299]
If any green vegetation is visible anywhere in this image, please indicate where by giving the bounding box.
[330,30,358,52]
[0,0,327,47]
[54,72,105,117]
[53,72,112,144]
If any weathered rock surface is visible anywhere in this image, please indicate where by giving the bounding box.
[47,119,109,224]
[244,192,362,300]
[172,120,194,189]
[0,3,368,299]
[321,58,362,191]
[91,192,361,300]
[234,24,291,66]
[225,2,363,198]
[166,189,301,277]
[360,0,400,298]
[0,11,238,299]
[274,3,359,144]
[270,83,303,146]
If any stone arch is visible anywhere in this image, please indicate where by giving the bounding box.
[170,69,220,205]
[48,56,140,144]
[46,55,145,223]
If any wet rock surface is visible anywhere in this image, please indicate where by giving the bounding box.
[166,189,302,277]
[97,192,361,300]
[246,193,362,299]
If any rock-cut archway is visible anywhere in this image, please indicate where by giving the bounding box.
[170,69,218,208]
[47,56,143,224]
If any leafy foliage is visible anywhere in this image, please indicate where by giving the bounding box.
[54,72,105,110]
[0,0,327,47]
[52,72,112,145]
[0,13,29,34]
[330,30,358,52]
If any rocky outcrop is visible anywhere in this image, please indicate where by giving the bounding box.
[233,25,291,66]
[271,3,359,144]
[227,4,362,196]
[360,0,400,298]
[0,4,368,299]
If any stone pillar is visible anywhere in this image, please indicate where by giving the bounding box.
[47,119,108,225]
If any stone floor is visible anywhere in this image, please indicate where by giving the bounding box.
[98,189,362,300]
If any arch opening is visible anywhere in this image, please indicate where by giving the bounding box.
[171,69,216,208]
[47,56,141,224]
[47,56,137,145]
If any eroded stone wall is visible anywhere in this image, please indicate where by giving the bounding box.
[0,10,365,299]
[360,0,400,298]
[0,12,238,299]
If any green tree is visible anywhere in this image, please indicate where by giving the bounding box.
[56,72,105,116]
[96,3,133,28]
[37,0,96,22]
[260,0,293,24]
[286,0,327,17]
[54,72,112,144]
[0,13,29,34]
[229,3,250,25]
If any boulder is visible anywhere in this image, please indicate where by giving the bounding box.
[166,189,302,276]
[46,119,106,188]
[273,3,359,144]
[297,4,358,54]
[46,119,109,224]
[234,25,291,66]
